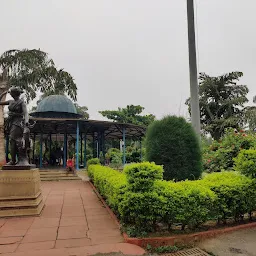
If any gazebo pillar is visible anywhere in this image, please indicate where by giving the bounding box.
[49,133,52,164]
[84,134,87,168]
[63,133,67,168]
[80,133,83,167]
[76,121,80,170]
[122,127,126,165]
[92,134,97,158]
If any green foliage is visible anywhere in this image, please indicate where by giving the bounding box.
[234,149,256,178]
[145,115,202,181]
[88,164,256,236]
[202,172,256,222]
[86,158,100,168]
[0,49,77,102]
[99,104,155,126]
[118,191,165,231]
[109,152,123,169]
[124,162,163,192]
[155,180,216,230]
[243,106,256,131]
[88,165,126,211]
[153,245,179,253]
[74,103,89,119]
[203,128,256,172]
[186,72,248,140]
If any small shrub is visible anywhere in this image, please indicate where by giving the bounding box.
[202,172,256,222]
[124,162,163,192]
[110,153,123,169]
[155,180,216,230]
[234,149,256,178]
[86,158,100,169]
[118,191,166,232]
[145,115,202,181]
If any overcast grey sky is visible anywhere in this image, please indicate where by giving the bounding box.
[1,0,256,120]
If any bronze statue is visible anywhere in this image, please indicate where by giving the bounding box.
[0,87,31,167]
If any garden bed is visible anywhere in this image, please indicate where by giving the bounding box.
[89,180,256,248]
[88,164,256,248]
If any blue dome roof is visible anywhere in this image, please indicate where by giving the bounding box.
[31,95,80,118]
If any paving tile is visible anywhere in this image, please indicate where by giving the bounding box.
[61,208,85,217]
[3,218,34,230]
[85,207,109,216]
[0,244,19,253]
[68,243,145,256]
[86,214,113,221]
[16,241,55,252]
[22,227,57,243]
[87,229,122,238]
[91,235,124,245]
[41,207,62,218]
[0,219,6,228]
[55,238,91,248]
[57,225,88,240]
[30,217,60,229]
[1,248,69,256]
[88,219,119,230]
[0,237,23,245]
[0,229,27,238]
[60,217,87,227]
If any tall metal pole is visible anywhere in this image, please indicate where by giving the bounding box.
[187,0,200,136]
[122,127,126,165]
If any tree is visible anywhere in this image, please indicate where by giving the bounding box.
[145,115,202,181]
[186,72,249,140]
[74,104,89,119]
[0,49,77,163]
[242,96,256,131]
[99,105,155,126]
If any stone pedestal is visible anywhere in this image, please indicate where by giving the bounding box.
[0,169,44,217]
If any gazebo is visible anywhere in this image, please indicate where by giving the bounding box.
[27,95,146,170]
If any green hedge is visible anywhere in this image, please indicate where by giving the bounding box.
[202,171,256,222]
[87,158,100,168]
[234,149,256,178]
[88,164,256,234]
[88,165,127,211]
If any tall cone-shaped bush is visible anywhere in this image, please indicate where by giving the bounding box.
[145,115,202,181]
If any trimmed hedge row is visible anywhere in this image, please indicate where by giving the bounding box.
[88,165,126,211]
[88,163,256,233]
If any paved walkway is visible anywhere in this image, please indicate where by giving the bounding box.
[199,228,256,256]
[0,181,145,256]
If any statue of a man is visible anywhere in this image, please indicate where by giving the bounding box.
[0,87,30,166]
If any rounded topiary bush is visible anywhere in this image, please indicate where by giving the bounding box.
[145,115,202,181]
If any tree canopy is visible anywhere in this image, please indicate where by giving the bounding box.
[74,104,89,119]
[186,72,249,140]
[99,105,155,126]
[0,49,77,102]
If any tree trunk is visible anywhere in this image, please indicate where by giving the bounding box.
[0,80,7,164]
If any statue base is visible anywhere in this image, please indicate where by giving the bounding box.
[0,169,44,217]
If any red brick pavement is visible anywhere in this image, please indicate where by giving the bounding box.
[0,181,145,256]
